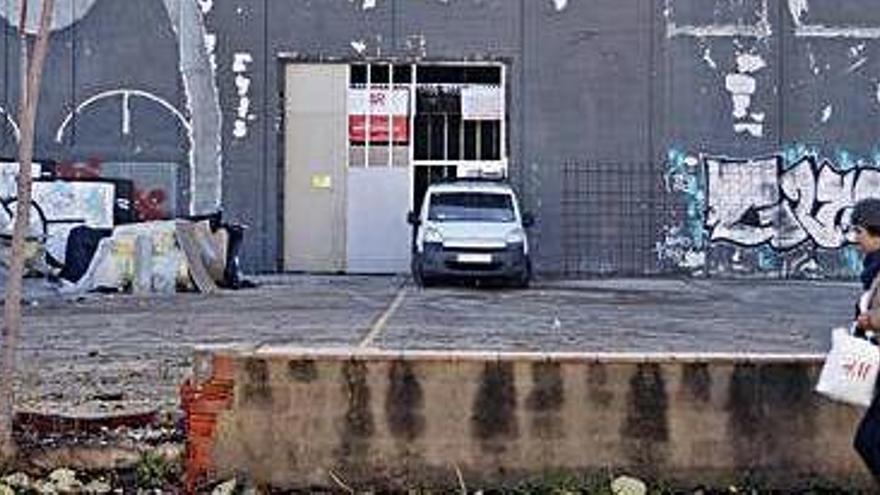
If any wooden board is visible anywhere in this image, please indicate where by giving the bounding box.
[175,221,218,294]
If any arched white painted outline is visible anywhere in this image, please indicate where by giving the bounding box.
[55,89,191,144]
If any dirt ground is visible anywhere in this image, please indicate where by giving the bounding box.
[8,274,858,417]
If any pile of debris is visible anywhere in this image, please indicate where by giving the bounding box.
[1,469,113,494]
[1,409,183,493]
[2,211,251,295]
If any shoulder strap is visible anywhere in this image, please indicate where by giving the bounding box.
[869,274,880,308]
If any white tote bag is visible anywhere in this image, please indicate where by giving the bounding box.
[815,327,880,407]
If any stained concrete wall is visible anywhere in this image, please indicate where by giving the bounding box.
[183,348,871,491]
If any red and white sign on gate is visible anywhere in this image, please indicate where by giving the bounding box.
[348,115,409,143]
[348,88,410,143]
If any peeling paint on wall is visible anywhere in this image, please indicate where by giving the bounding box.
[350,0,377,10]
[201,2,218,74]
[162,0,224,215]
[664,0,772,39]
[736,53,767,74]
[820,104,833,124]
[790,0,880,38]
[787,0,809,27]
[702,47,717,69]
[552,0,568,12]
[351,40,367,55]
[847,43,868,73]
[725,52,766,138]
[669,0,880,41]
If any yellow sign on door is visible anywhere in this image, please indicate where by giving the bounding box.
[311,174,332,190]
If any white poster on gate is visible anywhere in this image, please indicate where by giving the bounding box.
[461,85,503,120]
[348,88,409,116]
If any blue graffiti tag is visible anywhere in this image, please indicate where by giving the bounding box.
[665,148,705,250]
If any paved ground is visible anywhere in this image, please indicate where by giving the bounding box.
[378,277,854,353]
[5,274,860,416]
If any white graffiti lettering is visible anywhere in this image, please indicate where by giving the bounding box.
[705,155,880,250]
[232,53,254,139]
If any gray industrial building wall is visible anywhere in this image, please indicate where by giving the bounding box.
[0,0,877,278]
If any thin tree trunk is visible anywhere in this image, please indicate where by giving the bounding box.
[0,0,55,462]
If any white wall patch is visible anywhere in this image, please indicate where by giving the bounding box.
[788,0,809,27]
[734,123,764,138]
[731,95,752,119]
[702,47,717,69]
[350,0,377,10]
[197,0,213,15]
[723,51,767,139]
[351,40,367,54]
[725,73,756,95]
[665,0,772,39]
[553,0,568,11]
[736,54,767,74]
[821,104,833,123]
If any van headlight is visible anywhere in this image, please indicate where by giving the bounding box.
[424,226,444,244]
[506,228,525,245]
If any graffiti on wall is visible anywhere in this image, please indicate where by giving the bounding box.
[232,53,254,139]
[705,155,880,249]
[56,158,178,222]
[0,156,180,265]
[0,162,116,264]
[661,149,880,277]
[0,0,221,218]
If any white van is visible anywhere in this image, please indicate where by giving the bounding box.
[407,180,534,287]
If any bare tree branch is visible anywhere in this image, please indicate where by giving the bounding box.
[0,0,56,462]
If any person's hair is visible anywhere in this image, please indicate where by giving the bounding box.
[852,198,880,236]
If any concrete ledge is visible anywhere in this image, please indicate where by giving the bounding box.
[183,348,871,491]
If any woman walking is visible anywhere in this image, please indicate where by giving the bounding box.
[850,198,880,479]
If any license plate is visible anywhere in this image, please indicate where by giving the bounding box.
[457,253,492,264]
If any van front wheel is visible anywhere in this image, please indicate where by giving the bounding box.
[512,260,531,289]
[412,256,434,288]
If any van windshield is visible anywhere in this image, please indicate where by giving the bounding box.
[428,192,516,223]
